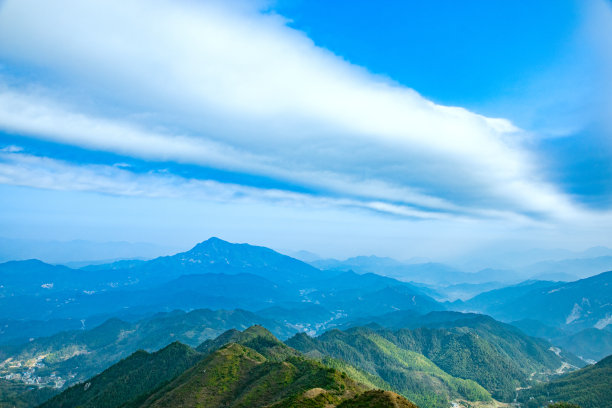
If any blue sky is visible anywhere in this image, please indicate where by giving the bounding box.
[0,0,611,260]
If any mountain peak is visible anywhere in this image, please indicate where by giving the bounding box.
[190,236,232,250]
[242,324,276,339]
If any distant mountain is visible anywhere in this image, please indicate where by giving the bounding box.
[301,271,443,316]
[459,271,612,331]
[0,237,171,264]
[311,257,482,285]
[518,255,612,281]
[311,256,523,286]
[0,238,441,326]
[0,270,291,321]
[510,319,567,340]
[554,328,612,362]
[429,281,507,301]
[0,259,122,296]
[517,354,612,408]
[311,255,406,272]
[0,269,441,327]
[290,250,321,263]
[458,279,559,311]
[41,326,414,408]
[511,319,612,363]
[100,236,329,286]
[452,246,612,272]
[0,309,293,390]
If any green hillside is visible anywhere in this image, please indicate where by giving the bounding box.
[338,311,583,399]
[136,343,366,407]
[287,328,490,408]
[40,326,419,408]
[0,309,291,391]
[40,342,202,408]
[0,379,56,408]
[196,325,301,361]
[518,354,612,408]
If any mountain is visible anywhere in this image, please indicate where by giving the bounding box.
[298,271,443,316]
[195,325,301,360]
[287,327,491,408]
[459,271,612,331]
[256,304,337,332]
[311,257,482,285]
[292,311,583,402]
[97,237,328,286]
[338,390,418,408]
[517,354,612,408]
[518,255,612,281]
[510,319,567,340]
[290,250,321,263]
[0,379,56,408]
[0,259,125,297]
[136,342,360,407]
[40,342,202,408]
[0,237,171,264]
[41,326,416,408]
[0,238,441,328]
[451,246,612,272]
[0,271,291,321]
[554,328,612,362]
[0,237,324,318]
[0,309,293,391]
[311,256,407,273]
[0,318,86,346]
[423,281,506,302]
[457,280,559,313]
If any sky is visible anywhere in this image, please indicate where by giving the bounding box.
[0,0,611,261]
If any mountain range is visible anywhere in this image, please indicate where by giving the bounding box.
[457,272,612,332]
[0,238,441,330]
[1,237,612,407]
[310,250,612,293]
[39,326,417,408]
[288,311,581,403]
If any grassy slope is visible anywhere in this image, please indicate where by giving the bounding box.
[135,342,368,407]
[338,390,418,408]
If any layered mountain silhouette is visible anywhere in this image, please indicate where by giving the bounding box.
[1,237,611,408]
[459,271,612,331]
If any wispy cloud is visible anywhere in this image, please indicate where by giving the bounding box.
[0,148,470,221]
[0,0,592,222]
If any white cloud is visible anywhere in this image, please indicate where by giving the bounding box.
[0,0,587,221]
[0,149,468,221]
